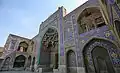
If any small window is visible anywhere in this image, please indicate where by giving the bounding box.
[72,15,76,24]
[95,16,106,28]
[95,16,104,24]
[85,12,91,17]
[113,2,120,17]
[96,22,106,28]
[80,23,88,33]
[114,20,120,37]
[116,0,120,4]
[117,2,120,13]
[101,0,107,6]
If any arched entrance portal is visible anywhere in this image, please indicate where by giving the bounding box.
[13,55,26,68]
[83,39,120,73]
[40,28,58,71]
[92,46,114,73]
[66,50,77,73]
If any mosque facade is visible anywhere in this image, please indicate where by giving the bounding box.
[0,0,120,73]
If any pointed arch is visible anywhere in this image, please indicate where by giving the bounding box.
[13,55,26,68]
[38,27,59,71]
[66,50,77,73]
[77,7,106,34]
[82,38,120,73]
[17,41,28,52]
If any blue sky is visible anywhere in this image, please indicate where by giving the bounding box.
[0,0,88,47]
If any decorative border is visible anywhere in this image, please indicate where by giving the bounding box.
[59,7,64,56]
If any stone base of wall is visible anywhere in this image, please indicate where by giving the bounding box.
[53,69,59,73]
[115,68,120,73]
[37,68,42,73]
[77,67,85,73]
[58,65,66,73]
[12,67,25,71]
[25,67,31,71]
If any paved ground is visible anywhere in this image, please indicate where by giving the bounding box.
[0,71,53,73]
[0,71,37,73]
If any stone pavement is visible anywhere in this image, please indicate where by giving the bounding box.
[0,71,53,73]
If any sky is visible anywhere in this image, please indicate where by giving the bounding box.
[0,0,88,47]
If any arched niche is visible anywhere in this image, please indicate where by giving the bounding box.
[77,7,106,34]
[27,56,31,67]
[17,41,28,52]
[2,57,10,70]
[13,55,26,68]
[66,50,77,73]
[31,57,35,71]
[39,28,59,69]
[82,39,120,73]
